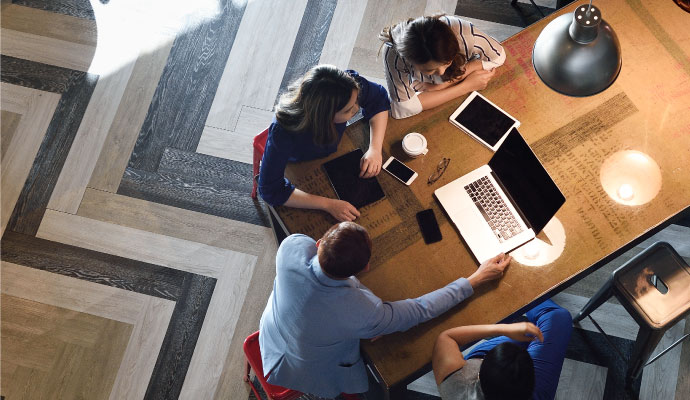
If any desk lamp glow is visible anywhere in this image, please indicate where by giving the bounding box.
[532,1,622,96]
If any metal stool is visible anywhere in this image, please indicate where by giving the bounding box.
[573,242,690,385]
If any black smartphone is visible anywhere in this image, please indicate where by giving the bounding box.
[416,209,442,244]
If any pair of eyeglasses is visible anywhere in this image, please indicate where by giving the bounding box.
[428,158,451,185]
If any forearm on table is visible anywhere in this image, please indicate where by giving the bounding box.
[418,80,473,110]
[367,111,388,151]
[283,188,331,211]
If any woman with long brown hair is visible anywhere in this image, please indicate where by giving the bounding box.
[258,65,390,221]
[380,15,505,119]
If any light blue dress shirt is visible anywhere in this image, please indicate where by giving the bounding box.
[259,234,474,398]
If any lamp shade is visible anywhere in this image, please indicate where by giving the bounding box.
[532,4,622,96]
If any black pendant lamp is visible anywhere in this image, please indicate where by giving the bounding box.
[532,1,622,97]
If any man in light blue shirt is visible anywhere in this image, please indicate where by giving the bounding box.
[259,222,511,398]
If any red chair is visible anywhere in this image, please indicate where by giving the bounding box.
[243,331,302,400]
[252,128,269,199]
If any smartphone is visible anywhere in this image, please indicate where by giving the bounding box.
[416,209,442,244]
[383,156,418,185]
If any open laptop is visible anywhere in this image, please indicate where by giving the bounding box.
[435,128,565,263]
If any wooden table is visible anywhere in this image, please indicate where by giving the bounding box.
[272,0,690,395]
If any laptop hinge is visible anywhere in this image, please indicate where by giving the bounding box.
[490,170,533,231]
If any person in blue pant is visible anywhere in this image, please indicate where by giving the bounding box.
[432,299,573,400]
[258,64,390,222]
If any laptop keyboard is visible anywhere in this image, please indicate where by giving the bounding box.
[464,176,524,243]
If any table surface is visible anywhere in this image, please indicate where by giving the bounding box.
[273,0,690,388]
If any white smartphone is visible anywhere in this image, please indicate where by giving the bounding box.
[383,156,418,185]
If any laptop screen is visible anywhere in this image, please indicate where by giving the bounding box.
[488,129,565,233]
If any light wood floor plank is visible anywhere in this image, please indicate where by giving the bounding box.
[552,292,639,341]
[37,210,233,277]
[0,82,32,114]
[1,83,60,236]
[1,4,97,47]
[555,359,607,400]
[1,110,21,159]
[351,0,428,80]
[0,28,95,72]
[1,262,175,400]
[46,44,139,214]
[205,0,308,132]
[1,294,133,400]
[213,231,278,399]
[318,0,368,69]
[34,210,261,398]
[1,261,162,324]
[77,188,271,256]
[424,0,459,15]
[110,296,175,400]
[87,32,175,193]
[180,252,257,399]
[640,320,685,400]
[196,125,253,164]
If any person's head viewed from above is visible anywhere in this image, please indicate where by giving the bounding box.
[275,64,360,146]
[317,221,372,279]
[479,342,535,400]
[381,16,467,80]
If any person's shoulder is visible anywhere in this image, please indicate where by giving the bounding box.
[276,234,317,268]
[282,234,316,248]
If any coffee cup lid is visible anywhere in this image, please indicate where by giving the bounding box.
[403,132,427,154]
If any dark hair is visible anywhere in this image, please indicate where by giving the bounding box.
[275,65,359,146]
[479,342,535,400]
[317,222,372,278]
[379,16,467,81]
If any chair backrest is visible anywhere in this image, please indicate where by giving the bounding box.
[254,128,269,152]
[243,331,301,400]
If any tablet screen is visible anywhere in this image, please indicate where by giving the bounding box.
[322,149,385,208]
[453,95,516,147]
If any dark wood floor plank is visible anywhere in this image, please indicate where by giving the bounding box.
[158,147,254,188]
[0,55,84,94]
[145,273,216,400]
[5,64,98,235]
[127,0,248,172]
[11,0,94,20]
[277,0,338,97]
[456,0,553,28]
[1,231,182,300]
[118,167,270,227]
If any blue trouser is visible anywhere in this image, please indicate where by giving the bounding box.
[464,299,573,400]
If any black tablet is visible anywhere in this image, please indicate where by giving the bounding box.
[322,149,385,208]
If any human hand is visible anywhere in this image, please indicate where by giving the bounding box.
[325,199,360,222]
[360,148,382,178]
[462,68,496,92]
[468,253,511,288]
[501,322,544,343]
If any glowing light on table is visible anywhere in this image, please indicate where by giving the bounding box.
[600,151,662,206]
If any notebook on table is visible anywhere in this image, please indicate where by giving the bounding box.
[322,148,385,208]
[435,128,565,263]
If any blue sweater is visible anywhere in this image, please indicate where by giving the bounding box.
[258,70,391,206]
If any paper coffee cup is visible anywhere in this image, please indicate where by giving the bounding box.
[402,132,428,158]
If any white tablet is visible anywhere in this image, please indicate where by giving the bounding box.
[449,91,521,151]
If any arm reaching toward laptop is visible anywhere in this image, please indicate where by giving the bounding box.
[467,253,512,288]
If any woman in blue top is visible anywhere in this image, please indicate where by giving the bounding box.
[258,65,390,221]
